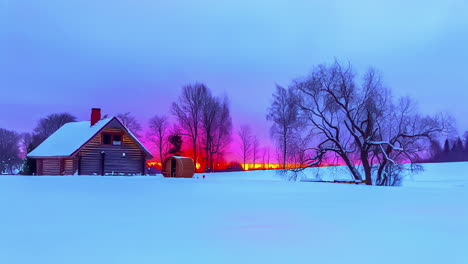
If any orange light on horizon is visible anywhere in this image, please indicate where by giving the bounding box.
[241,163,283,171]
[148,159,345,171]
[147,161,162,169]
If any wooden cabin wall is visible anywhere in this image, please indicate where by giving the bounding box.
[77,120,146,175]
[36,159,43,176]
[40,159,61,176]
[63,158,75,175]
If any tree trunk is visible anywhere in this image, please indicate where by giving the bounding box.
[159,137,163,170]
[243,153,246,170]
[341,153,362,181]
[193,137,197,170]
[267,151,270,169]
[253,146,256,169]
[360,151,373,185]
[205,134,209,172]
[282,133,287,169]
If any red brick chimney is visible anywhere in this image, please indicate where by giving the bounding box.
[91,108,101,126]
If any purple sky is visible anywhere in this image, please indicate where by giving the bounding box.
[1,0,468,148]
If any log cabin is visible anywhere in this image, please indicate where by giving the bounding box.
[27,108,153,176]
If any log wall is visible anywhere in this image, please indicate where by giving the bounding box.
[77,119,146,175]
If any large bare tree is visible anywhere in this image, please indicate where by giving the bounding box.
[172,83,208,166]
[267,85,300,169]
[0,128,22,174]
[147,114,170,167]
[291,61,451,185]
[238,125,253,170]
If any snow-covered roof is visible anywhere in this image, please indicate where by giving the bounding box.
[28,118,113,157]
[27,117,152,158]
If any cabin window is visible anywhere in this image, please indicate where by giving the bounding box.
[102,133,123,146]
[113,134,122,145]
[103,134,112,144]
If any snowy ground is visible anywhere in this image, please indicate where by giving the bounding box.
[0,163,467,264]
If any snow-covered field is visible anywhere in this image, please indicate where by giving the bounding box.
[0,163,467,264]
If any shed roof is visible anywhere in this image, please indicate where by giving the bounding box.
[170,156,193,159]
[27,117,152,158]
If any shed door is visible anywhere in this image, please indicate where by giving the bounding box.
[171,159,176,177]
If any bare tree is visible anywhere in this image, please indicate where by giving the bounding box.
[200,92,220,171]
[212,96,232,171]
[267,85,300,169]
[252,136,260,169]
[266,148,271,169]
[172,83,208,166]
[0,128,22,174]
[147,115,169,167]
[32,112,77,148]
[117,112,143,138]
[18,113,76,175]
[238,125,253,170]
[262,148,267,169]
[290,61,451,185]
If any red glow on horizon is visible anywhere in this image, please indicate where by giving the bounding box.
[147,159,347,172]
[147,160,286,172]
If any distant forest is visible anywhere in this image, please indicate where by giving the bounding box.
[425,135,468,163]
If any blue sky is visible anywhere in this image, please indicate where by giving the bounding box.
[1,0,468,143]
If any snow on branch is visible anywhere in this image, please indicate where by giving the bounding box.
[368,141,404,151]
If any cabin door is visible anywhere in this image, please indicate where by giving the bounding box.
[171,159,177,177]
